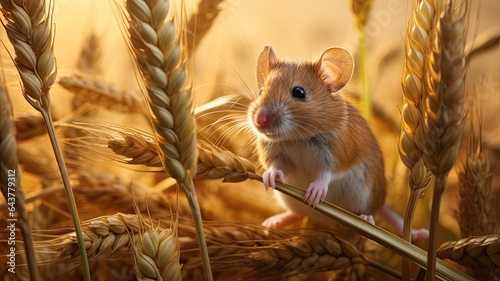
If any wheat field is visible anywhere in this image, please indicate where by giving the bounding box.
[1,0,499,280]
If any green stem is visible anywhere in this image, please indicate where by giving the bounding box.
[402,189,423,281]
[426,174,447,281]
[40,108,91,281]
[256,177,472,281]
[358,23,371,122]
[185,181,213,281]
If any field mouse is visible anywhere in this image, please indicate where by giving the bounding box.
[248,45,428,241]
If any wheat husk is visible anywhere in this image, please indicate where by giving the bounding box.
[59,74,144,113]
[105,128,258,182]
[437,235,500,269]
[458,119,496,238]
[132,213,182,281]
[14,112,47,141]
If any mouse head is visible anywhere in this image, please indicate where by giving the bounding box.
[248,45,354,142]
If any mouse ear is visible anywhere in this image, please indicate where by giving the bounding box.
[257,45,278,88]
[319,47,354,92]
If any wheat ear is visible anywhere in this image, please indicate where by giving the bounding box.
[14,112,47,141]
[0,0,90,279]
[351,0,373,121]
[399,0,435,279]
[77,32,102,73]
[458,110,496,238]
[186,0,224,56]
[132,213,182,281]
[418,2,468,280]
[457,93,498,279]
[106,127,258,181]
[122,0,212,279]
[437,235,500,269]
[59,73,144,113]
[0,80,38,280]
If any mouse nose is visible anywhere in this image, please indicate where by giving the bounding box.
[254,110,269,127]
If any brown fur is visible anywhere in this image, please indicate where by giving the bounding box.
[248,46,386,225]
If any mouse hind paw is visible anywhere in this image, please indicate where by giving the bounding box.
[262,212,304,230]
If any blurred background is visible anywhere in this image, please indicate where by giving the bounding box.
[1,0,499,278]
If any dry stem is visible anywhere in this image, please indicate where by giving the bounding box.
[0,78,38,280]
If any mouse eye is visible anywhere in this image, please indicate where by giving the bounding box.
[291,86,306,99]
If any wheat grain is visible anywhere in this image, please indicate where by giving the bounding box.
[437,235,500,269]
[108,130,163,167]
[106,128,258,182]
[457,93,498,280]
[132,213,182,281]
[458,113,496,238]
[59,74,144,113]
[14,112,47,141]
[243,235,366,279]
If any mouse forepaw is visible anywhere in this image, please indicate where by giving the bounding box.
[304,181,328,207]
[359,214,375,225]
[262,168,285,190]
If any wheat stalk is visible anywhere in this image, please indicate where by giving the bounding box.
[121,0,212,279]
[399,0,435,279]
[59,73,144,113]
[14,112,47,141]
[417,2,468,279]
[0,0,91,278]
[0,79,38,280]
[186,0,225,56]
[465,27,500,61]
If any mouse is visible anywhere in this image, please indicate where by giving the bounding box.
[247,45,428,241]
